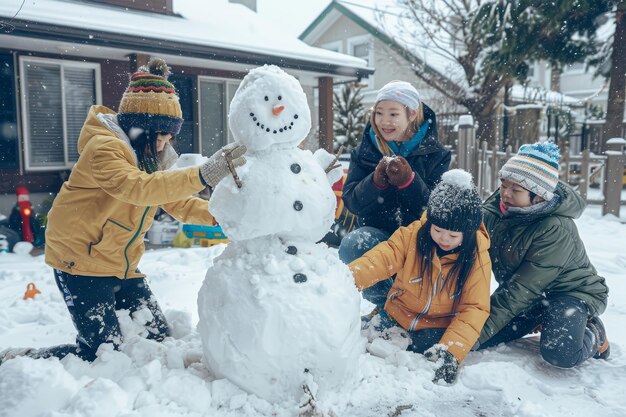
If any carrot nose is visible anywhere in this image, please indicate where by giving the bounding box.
[272,105,285,116]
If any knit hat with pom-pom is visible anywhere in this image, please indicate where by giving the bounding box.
[499,142,560,201]
[427,169,483,233]
[117,58,183,137]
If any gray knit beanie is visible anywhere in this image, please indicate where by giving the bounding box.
[375,81,420,110]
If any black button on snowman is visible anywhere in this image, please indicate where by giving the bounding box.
[200,65,362,403]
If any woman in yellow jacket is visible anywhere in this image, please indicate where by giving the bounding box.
[1,59,246,364]
[349,169,491,384]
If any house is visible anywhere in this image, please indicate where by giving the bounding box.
[301,0,621,153]
[524,16,613,115]
[0,0,372,212]
[299,0,463,117]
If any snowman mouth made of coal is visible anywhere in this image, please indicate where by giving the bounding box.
[248,93,301,135]
[248,110,300,134]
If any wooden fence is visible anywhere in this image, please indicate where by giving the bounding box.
[453,118,626,217]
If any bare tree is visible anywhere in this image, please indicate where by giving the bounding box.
[383,0,608,146]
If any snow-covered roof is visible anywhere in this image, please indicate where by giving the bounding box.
[510,85,585,107]
[0,0,372,77]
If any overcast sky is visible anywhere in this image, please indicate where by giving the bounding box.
[175,0,332,39]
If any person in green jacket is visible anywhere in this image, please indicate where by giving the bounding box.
[478,142,609,368]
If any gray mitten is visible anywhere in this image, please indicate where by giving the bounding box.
[424,345,459,384]
[200,143,247,188]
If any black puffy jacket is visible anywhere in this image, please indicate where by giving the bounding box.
[342,105,451,235]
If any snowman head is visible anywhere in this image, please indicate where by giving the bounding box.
[228,65,311,151]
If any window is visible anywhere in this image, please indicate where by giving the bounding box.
[564,62,585,74]
[0,53,19,169]
[348,35,373,85]
[19,57,101,171]
[198,77,240,157]
[352,43,370,62]
[321,40,342,53]
[348,36,372,64]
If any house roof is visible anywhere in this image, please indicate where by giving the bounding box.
[300,0,462,90]
[0,0,373,80]
[510,85,585,108]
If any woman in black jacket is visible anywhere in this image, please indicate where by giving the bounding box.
[339,81,450,306]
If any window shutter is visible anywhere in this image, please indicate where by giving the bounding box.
[24,62,64,167]
[64,67,96,162]
[0,53,19,169]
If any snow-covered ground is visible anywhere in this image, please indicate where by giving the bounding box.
[0,208,625,417]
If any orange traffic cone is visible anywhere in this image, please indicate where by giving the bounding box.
[23,282,41,300]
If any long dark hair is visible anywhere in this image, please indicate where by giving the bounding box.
[128,130,176,174]
[416,219,478,310]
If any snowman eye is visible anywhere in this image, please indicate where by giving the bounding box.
[264,96,269,101]
[277,95,282,100]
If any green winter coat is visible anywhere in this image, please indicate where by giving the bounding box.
[479,181,608,344]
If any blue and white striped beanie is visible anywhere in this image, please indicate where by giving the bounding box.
[499,142,560,201]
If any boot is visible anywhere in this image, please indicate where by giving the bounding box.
[587,316,610,360]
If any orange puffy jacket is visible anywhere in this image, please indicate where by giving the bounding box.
[349,215,491,362]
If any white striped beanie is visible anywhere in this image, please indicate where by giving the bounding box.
[499,142,561,201]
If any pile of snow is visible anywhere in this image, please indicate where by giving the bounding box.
[0,210,625,416]
[198,237,363,402]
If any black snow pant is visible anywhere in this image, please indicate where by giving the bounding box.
[34,269,169,362]
[479,295,597,368]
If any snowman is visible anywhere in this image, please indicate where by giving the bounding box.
[197,65,364,403]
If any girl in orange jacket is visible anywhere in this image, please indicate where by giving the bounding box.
[349,169,491,384]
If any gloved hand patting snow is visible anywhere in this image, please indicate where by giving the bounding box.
[199,142,247,188]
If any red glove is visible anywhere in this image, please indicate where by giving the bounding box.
[373,158,389,189]
[386,156,413,187]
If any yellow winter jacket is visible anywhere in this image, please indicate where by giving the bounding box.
[45,105,215,279]
[349,215,491,362]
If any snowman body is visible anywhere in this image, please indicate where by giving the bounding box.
[198,65,363,402]
[209,148,336,242]
[197,236,362,402]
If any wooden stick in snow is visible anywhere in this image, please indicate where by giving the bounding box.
[224,149,243,188]
[325,145,344,173]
